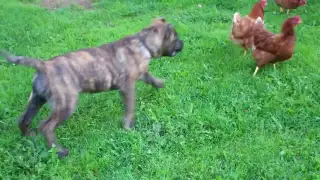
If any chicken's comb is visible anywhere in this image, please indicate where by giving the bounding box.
[293,16,302,23]
[259,0,267,8]
[260,0,267,5]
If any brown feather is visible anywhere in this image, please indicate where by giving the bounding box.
[274,0,307,10]
[230,0,267,52]
[252,16,301,68]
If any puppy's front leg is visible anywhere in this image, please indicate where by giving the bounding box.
[120,80,136,130]
[140,72,164,88]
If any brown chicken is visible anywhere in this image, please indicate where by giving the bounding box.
[230,0,267,56]
[251,16,302,76]
[275,0,307,14]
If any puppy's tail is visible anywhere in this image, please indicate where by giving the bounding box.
[0,51,45,71]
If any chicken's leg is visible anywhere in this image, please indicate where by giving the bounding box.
[243,49,247,56]
[280,7,284,13]
[253,66,259,76]
[273,64,276,70]
[286,9,290,14]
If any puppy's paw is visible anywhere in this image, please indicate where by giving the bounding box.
[57,148,69,159]
[153,79,165,88]
[123,118,135,130]
[23,128,37,136]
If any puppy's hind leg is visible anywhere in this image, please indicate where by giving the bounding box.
[39,93,78,158]
[19,91,46,136]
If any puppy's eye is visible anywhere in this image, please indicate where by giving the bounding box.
[164,30,171,39]
[152,27,159,33]
[174,31,178,38]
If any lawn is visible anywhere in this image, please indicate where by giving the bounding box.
[0,0,319,179]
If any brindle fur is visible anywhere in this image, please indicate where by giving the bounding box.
[1,17,184,158]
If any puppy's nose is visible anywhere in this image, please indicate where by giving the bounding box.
[178,40,184,50]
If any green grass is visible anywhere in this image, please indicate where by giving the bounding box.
[0,0,320,179]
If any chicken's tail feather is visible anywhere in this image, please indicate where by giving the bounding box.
[255,17,264,24]
[252,44,256,50]
[233,12,241,24]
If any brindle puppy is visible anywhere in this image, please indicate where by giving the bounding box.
[1,17,184,158]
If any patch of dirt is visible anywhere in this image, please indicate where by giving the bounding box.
[40,0,94,9]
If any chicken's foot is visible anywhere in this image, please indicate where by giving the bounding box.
[287,9,290,14]
[253,66,259,76]
[244,49,247,56]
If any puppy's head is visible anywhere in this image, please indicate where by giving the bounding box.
[140,17,184,58]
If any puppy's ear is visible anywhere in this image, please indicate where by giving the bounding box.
[167,23,174,29]
[152,17,166,25]
[164,24,174,39]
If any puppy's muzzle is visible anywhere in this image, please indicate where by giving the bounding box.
[170,40,184,57]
